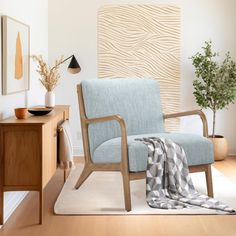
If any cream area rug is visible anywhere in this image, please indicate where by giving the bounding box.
[54,164,236,215]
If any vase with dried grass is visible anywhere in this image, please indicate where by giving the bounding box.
[32,55,64,108]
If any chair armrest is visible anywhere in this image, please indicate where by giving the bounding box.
[85,115,127,138]
[163,110,208,137]
[84,115,128,167]
[85,114,125,126]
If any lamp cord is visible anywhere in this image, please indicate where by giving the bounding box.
[51,55,74,70]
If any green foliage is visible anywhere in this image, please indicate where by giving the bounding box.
[190,41,236,136]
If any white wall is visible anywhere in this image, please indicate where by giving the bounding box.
[0,0,48,224]
[48,0,236,155]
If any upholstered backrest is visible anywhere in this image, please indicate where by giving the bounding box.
[81,78,165,156]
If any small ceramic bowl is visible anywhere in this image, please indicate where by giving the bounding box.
[28,107,53,116]
[15,108,28,119]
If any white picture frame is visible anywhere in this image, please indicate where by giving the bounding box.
[2,16,30,95]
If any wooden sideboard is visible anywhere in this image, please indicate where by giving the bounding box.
[0,105,69,224]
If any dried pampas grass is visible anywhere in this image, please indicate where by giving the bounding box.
[32,55,64,91]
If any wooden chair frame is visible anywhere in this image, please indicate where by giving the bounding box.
[75,83,213,211]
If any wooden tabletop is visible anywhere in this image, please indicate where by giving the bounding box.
[0,105,70,125]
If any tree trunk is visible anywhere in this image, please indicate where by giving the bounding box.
[212,110,216,138]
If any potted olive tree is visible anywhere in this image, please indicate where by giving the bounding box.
[191,41,236,160]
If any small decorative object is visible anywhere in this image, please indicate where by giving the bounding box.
[45,91,55,108]
[28,107,53,116]
[191,41,236,161]
[32,55,81,108]
[14,108,28,119]
[2,16,30,95]
[31,55,63,108]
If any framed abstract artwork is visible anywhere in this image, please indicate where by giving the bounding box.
[2,16,30,95]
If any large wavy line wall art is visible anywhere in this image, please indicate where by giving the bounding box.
[98,5,181,131]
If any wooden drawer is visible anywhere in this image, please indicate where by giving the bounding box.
[3,126,41,187]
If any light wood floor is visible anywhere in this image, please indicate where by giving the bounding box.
[0,157,236,236]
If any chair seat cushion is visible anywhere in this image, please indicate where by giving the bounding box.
[92,133,214,172]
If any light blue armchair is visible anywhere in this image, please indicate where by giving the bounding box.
[75,78,214,211]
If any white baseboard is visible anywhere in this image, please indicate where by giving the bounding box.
[228,149,236,156]
[0,191,28,227]
[228,153,236,157]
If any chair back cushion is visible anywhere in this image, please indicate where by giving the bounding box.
[81,78,165,155]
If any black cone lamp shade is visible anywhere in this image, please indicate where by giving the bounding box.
[52,54,81,74]
[67,55,81,74]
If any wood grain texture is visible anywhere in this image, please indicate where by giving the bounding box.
[98,5,181,131]
[75,84,131,210]
[0,105,70,225]
[3,126,41,186]
[42,112,64,188]
[164,109,209,137]
[0,105,69,124]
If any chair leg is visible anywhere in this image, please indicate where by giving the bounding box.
[121,171,131,211]
[74,165,92,189]
[205,165,214,197]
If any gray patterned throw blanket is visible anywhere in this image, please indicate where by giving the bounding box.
[136,137,235,213]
